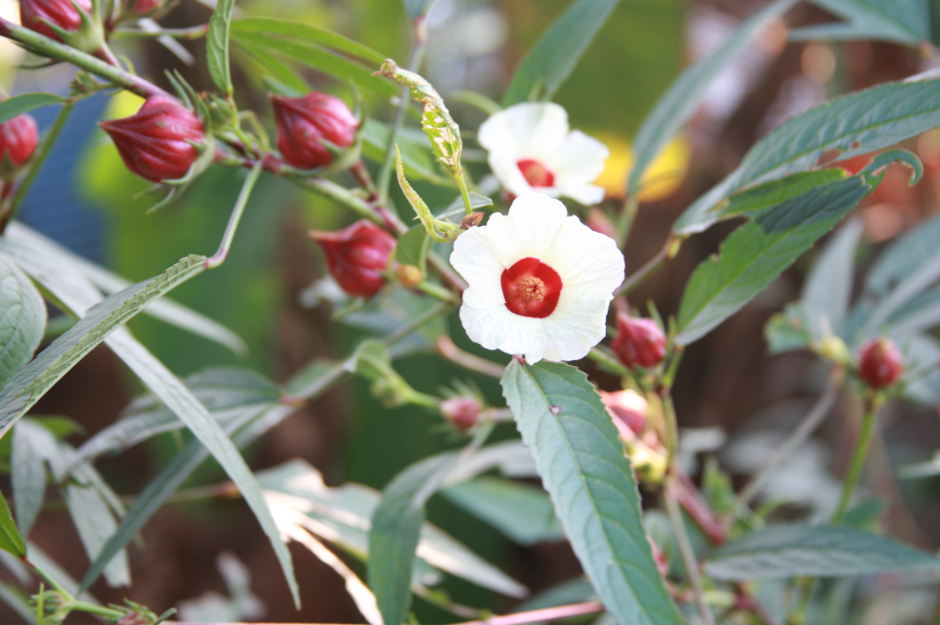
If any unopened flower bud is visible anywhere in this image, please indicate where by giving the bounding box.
[600,389,648,440]
[99,96,206,183]
[270,92,358,169]
[611,313,667,369]
[0,112,39,178]
[396,263,423,288]
[309,220,394,298]
[816,334,851,367]
[20,0,91,41]
[441,396,481,431]
[125,0,164,16]
[858,337,904,389]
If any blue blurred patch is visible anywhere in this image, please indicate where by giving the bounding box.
[17,93,110,264]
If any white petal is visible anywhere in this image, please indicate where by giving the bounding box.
[549,130,609,182]
[478,102,569,161]
[557,183,606,206]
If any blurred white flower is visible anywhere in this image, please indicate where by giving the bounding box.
[478,102,609,205]
[450,194,624,363]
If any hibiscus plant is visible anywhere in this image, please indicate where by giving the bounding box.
[1,1,940,624]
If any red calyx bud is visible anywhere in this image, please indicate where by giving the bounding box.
[20,0,92,40]
[309,220,394,298]
[126,0,164,15]
[858,337,904,389]
[611,313,667,369]
[0,113,39,177]
[99,96,205,183]
[271,92,358,169]
[600,389,648,439]
[441,397,482,431]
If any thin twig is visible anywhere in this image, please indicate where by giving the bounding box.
[436,336,504,378]
[614,235,677,297]
[665,479,715,625]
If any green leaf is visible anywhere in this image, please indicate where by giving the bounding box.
[675,77,940,234]
[501,361,681,625]
[237,41,310,96]
[368,453,459,625]
[441,477,563,546]
[0,255,206,435]
[231,31,398,98]
[675,176,871,345]
[75,367,282,463]
[231,18,386,65]
[0,491,25,558]
[628,0,796,199]
[0,258,46,391]
[795,0,929,45]
[206,0,236,95]
[705,524,940,580]
[10,422,49,536]
[502,0,620,105]
[361,120,449,185]
[866,214,940,296]
[4,223,245,355]
[800,218,863,341]
[715,169,847,221]
[394,226,430,273]
[0,93,66,124]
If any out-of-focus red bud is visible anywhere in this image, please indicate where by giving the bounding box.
[0,112,39,177]
[586,207,615,238]
[99,96,205,183]
[600,389,648,439]
[611,313,667,369]
[858,337,904,389]
[441,396,482,431]
[126,0,164,15]
[20,0,91,40]
[271,92,358,169]
[309,220,394,298]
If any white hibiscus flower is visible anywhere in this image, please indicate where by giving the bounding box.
[478,102,609,205]
[450,194,625,363]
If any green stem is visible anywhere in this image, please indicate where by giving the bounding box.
[833,396,881,522]
[0,99,75,234]
[417,279,460,305]
[456,172,473,216]
[0,17,171,99]
[614,235,678,297]
[615,194,638,245]
[112,24,210,40]
[295,177,384,225]
[205,162,263,268]
[377,34,427,204]
[665,480,716,625]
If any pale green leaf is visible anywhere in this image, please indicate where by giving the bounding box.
[207,0,236,95]
[501,361,681,625]
[0,93,66,124]
[231,18,385,65]
[705,524,940,580]
[0,491,25,558]
[10,422,48,536]
[795,0,929,45]
[0,257,45,391]
[800,218,863,341]
[503,0,619,105]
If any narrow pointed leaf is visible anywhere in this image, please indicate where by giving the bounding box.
[628,0,796,199]
[207,0,236,95]
[705,524,940,580]
[676,176,871,345]
[503,0,619,105]
[0,93,66,124]
[231,18,386,65]
[675,77,940,234]
[0,491,25,558]
[797,0,929,46]
[501,361,681,625]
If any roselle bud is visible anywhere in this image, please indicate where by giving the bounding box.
[600,389,648,439]
[125,0,164,16]
[270,92,358,169]
[858,337,904,389]
[99,96,206,183]
[0,112,39,177]
[611,313,666,369]
[309,220,394,298]
[20,0,91,41]
[441,396,482,431]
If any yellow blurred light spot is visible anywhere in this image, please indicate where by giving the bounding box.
[104,90,146,120]
[595,133,690,202]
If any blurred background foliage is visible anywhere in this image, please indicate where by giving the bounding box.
[1,0,939,623]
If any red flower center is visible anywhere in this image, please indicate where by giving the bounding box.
[501,257,563,318]
[517,158,555,188]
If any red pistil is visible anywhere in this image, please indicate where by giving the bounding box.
[501,257,562,318]
[517,158,555,188]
